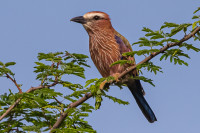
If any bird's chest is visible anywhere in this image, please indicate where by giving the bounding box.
[89,39,121,77]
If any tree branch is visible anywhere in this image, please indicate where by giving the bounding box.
[0,82,58,121]
[5,73,22,93]
[0,60,62,121]
[53,96,63,105]
[117,26,200,79]
[51,93,92,131]
[42,108,52,129]
[50,26,200,131]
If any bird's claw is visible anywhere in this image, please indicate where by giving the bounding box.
[100,73,121,90]
[99,80,107,90]
[112,73,120,82]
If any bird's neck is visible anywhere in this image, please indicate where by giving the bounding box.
[88,26,115,41]
[89,28,116,49]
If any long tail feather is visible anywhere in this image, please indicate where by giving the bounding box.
[127,80,157,123]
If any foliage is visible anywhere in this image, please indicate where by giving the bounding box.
[0,52,96,132]
[85,77,129,110]
[0,7,200,133]
[111,7,200,87]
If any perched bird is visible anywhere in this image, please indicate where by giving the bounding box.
[71,11,157,123]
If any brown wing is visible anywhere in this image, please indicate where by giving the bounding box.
[114,31,145,95]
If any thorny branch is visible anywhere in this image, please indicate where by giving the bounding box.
[50,26,200,131]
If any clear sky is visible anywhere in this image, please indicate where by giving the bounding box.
[0,0,200,133]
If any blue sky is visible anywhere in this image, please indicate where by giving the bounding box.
[0,0,200,133]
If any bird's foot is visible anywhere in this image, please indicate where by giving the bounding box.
[112,73,120,82]
[99,80,107,90]
[99,73,121,90]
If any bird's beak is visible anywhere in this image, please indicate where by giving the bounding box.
[70,16,86,24]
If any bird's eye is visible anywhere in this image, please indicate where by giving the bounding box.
[93,16,100,20]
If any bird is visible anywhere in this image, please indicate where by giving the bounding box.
[70,11,157,123]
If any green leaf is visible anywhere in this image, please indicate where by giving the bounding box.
[194,7,200,14]
[150,34,164,39]
[133,76,155,87]
[37,52,63,61]
[0,67,15,76]
[104,94,129,105]
[85,78,98,87]
[5,62,16,67]
[145,32,162,37]
[160,22,179,30]
[169,23,192,37]
[142,27,153,32]
[0,62,4,66]
[181,60,188,66]
[110,60,132,67]
[137,62,163,74]
[95,95,102,110]
[192,21,197,29]
[71,53,89,59]
[192,15,200,19]
[160,54,165,61]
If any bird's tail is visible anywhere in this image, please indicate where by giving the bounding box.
[127,79,157,123]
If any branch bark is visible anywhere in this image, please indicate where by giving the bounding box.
[0,60,62,121]
[50,26,200,132]
[118,26,200,79]
[0,82,58,121]
[6,73,22,93]
[51,93,92,131]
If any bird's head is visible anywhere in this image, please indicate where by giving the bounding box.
[70,11,112,34]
